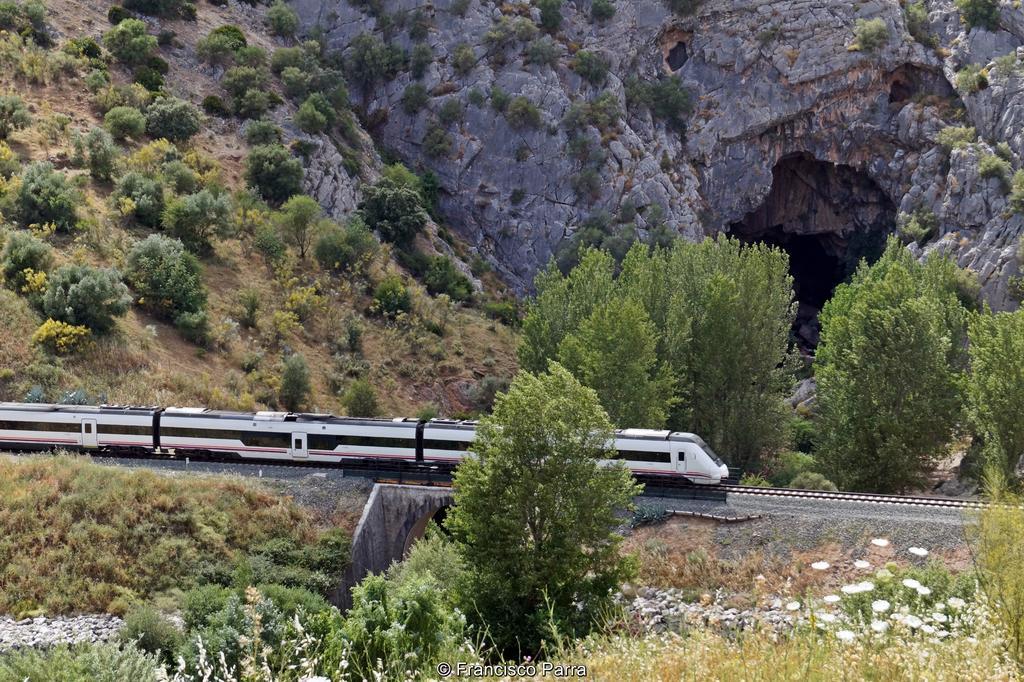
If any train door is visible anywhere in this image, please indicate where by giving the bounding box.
[81,420,98,449]
[673,443,685,475]
[289,432,308,459]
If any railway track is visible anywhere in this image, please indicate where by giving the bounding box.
[721,484,986,509]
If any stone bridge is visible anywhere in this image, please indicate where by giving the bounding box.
[332,483,453,609]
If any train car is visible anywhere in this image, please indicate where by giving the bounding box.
[0,403,158,453]
[0,403,730,485]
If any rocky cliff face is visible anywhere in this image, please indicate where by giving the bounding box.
[290,0,1024,308]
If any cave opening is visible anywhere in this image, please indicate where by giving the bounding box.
[729,153,896,350]
[667,41,688,70]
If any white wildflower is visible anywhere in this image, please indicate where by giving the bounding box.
[872,599,891,613]
[841,584,860,595]
[854,559,871,569]
[836,629,856,643]
[823,595,841,604]
[908,547,929,557]
[817,612,837,623]
[932,612,948,623]
[786,601,801,611]
[947,597,966,610]
[904,615,923,629]
[922,624,936,634]
[811,561,830,571]
[871,538,890,547]
[902,578,921,590]
[858,581,875,592]
[871,620,890,633]
[917,586,932,597]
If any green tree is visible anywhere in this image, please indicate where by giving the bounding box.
[955,0,1000,31]
[84,127,118,181]
[280,353,311,411]
[42,265,131,334]
[343,378,379,417]
[446,363,640,655]
[104,105,146,140]
[161,189,233,253]
[358,177,428,247]
[558,298,673,428]
[125,234,207,319]
[276,194,322,259]
[145,97,202,142]
[815,239,968,492]
[967,309,1024,477]
[245,144,303,205]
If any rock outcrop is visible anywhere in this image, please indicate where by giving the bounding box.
[289,0,1024,307]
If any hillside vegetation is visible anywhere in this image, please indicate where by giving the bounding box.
[0,0,517,418]
[0,455,348,615]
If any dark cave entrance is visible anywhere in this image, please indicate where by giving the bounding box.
[729,153,896,350]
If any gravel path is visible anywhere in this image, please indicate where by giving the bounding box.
[637,492,974,565]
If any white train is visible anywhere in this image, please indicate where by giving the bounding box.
[0,402,730,484]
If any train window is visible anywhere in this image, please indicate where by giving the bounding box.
[84,423,92,434]
[0,420,79,433]
[612,450,671,464]
[336,435,415,449]
[240,432,290,448]
[294,438,302,450]
[422,439,471,451]
[100,424,152,436]
[308,435,336,451]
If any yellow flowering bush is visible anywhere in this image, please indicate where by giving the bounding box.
[32,318,91,354]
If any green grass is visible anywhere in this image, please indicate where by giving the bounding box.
[0,455,342,615]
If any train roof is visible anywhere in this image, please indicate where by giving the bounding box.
[0,402,157,416]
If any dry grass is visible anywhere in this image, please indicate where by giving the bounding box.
[0,454,322,615]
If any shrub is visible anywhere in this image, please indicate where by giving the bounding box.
[897,206,939,245]
[104,19,156,65]
[42,265,131,334]
[0,644,163,680]
[16,162,80,232]
[295,98,328,132]
[174,309,209,345]
[245,119,282,146]
[526,35,559,67]
[572,50,608,85]
[222,66,270,100]
[452,43,475,75]
[145,97,202,142]
[114,171,165,228]
[591,0,615,20]
[280,353,311,411]
[904,2,937,47]
[197,26,246,64]
[979,153,1011,189]
[123,0,191,17]
[345,32,401,90]
[275,194,323,259]
[161,159,198,193]
[84,127,118,182]
[955,63,989,94]
[410,43,432,79]
[314,217,377,272]
[422,124,452,158]
[343,378,379,416]
[253,222,287,263]
[104,105,146,140]
[1,231,52,289]
[537,0,562,32]
[182,584,233,631]
[853,18,889,52]
[31,319,91,355]
[936,125,976,150]
[162,189,234,253]
[107,5,132,24]
[505,96,542,128]
[766,450,817,486]
[424,256,473,301]
[0,94,30,139]
[372,274,410,316]
[1009,169,1024,214]
[627,75,692,130]
[401,83,429,114]
[233,89,271,119]
[134,65,164,92]
[955,0,1000,31]
[126,234,207,318]
[788,471,838,491]
[119,604,182,664]
[266,1,299,37]
[245,144,304,205]
[280,66,311,99]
